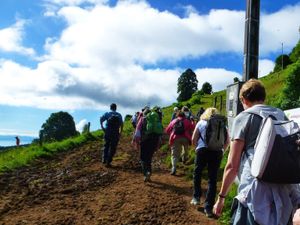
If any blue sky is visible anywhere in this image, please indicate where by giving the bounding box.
[0,0,300,137]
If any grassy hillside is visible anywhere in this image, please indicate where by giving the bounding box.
[0,131,103,173]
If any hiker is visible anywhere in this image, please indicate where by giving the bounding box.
[196,107,205,120]
[131,111,140,129]
[133,107,163,182]
[213,79,300,224]
[190,107,229,218]
[165,111,195,175]
[153,106,164,150]
[182,106,193,121]
[171,107,179,121]
[100,103,123,167]
[15,136,20,146]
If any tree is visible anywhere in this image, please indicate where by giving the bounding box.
[233,77,240,83]
[201,82,212,94]
[177,68,198,102]
[39,111,79,142]
[273,54,292,72]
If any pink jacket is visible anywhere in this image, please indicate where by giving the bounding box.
[165,116,195,146]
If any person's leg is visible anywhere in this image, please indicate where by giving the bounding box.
[102,135,111,163]
[181,138,189,163]
[193,149,207,201]
[107,135,120,164]
[140,139,149,176]
[145,135,159,175]
[204,151,223,212]
[171,139,181,174]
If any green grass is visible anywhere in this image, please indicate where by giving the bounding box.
[0,131,103,173]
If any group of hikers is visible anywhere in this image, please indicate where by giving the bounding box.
[99,79,300,224]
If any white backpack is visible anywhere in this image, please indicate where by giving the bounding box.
[246,107,300,183]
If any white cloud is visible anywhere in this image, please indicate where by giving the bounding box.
[195,68,241,92]
[76,119,88,132]
[48,0,108,6]
[260,3,300,55]
[0,20,35,55]
[258,59,275,77]
[46,2,245,67]
[0,128,37,137]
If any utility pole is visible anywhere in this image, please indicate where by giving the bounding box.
[227,0,260,133]
[281,42,284,71]
[243,0,260,81]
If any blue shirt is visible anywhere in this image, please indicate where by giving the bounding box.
[100,111,123,129]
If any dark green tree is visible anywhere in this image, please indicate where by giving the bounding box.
[233,77,240,83]
[273,54,292,72]
[279,61,300,110]
[177,68,198,102]
[201,82,213,94]
[39,111,78,142]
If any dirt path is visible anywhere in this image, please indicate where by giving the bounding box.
[0,136,218,225]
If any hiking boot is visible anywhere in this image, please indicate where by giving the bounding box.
[190,198,200,205]
[204,208,213,218]
[105,162,112,168]
[144,172,151,182]
[170,167,176,175]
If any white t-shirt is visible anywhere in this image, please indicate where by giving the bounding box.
[195,120,207,151]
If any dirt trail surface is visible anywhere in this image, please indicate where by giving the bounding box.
[0,136,218,225]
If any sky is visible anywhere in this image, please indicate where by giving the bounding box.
[0,0,300,137]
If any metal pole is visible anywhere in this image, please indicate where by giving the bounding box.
[281,42,284,71]
[243,0,260,81]
[220,95,223,112]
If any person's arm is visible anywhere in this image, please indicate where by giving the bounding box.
[100,114,106,132]
[293,209,300,225]
[165,120,175,135]
[191,125,199,146]
[119,115,123,134]
[120,122,123,135]
[223,129,230,151]
[213,139,244,217]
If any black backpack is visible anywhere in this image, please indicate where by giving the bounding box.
[203,115,227,151]
[107,113,120,131]
[173,118,185,135]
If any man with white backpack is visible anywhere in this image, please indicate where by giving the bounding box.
[213,79,300,225]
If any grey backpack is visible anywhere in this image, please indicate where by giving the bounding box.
[201,115,227,151]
